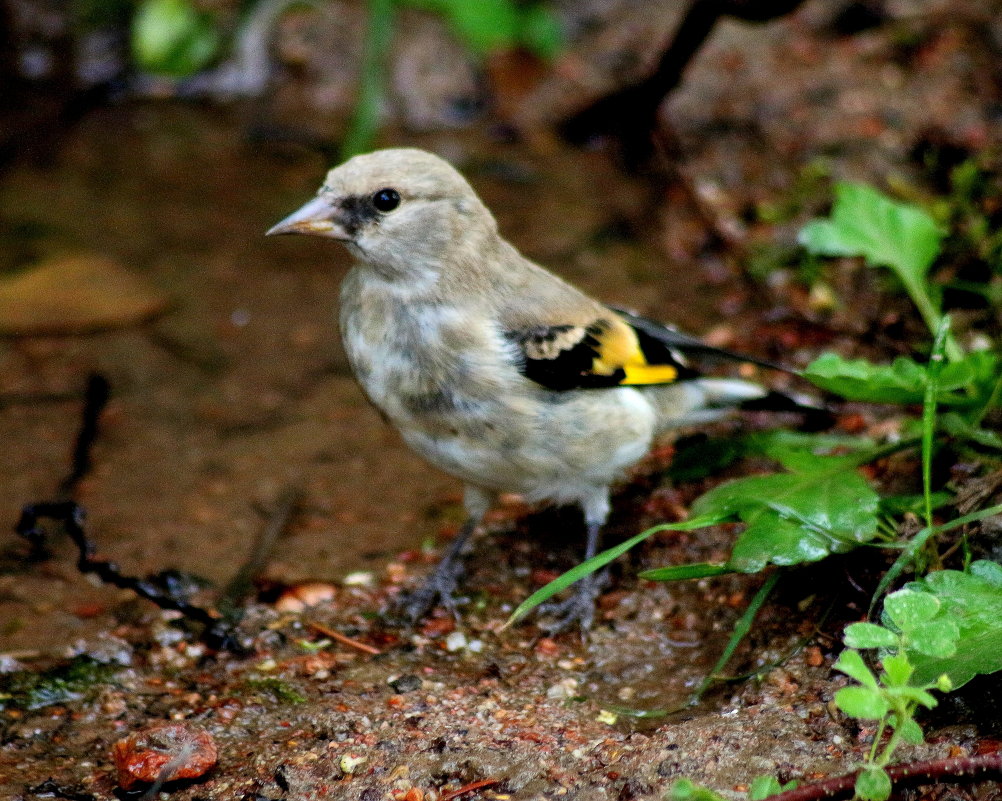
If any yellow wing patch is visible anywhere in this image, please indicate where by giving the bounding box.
[591,317,679,386]
[622,364,679,384]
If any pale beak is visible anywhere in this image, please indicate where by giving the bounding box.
[266,195,351,239]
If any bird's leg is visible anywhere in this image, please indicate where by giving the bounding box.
[539,493,611,635]
[396,487,490,623]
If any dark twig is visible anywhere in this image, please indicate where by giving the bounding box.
[14,373,239,650]
[561,0,808,162]
[767,752,1002,801]
[57,373,110,498]
[15,501,222,633]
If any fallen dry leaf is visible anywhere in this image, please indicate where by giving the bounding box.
[111,721,217,790]
[0,253,168,335]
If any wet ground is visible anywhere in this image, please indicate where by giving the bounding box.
[3,0,1002,798]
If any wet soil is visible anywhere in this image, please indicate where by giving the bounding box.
[3,0,1002,798]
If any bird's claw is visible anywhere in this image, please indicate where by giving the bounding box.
[537,570,608,636]
[395,560,464,623]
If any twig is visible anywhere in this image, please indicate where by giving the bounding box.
[16,501,225,635]
[307,621,381,655]
[438,778,501,801]
[14,375,240,648]
[219,485,303,614]
[57,373,110,498]
[561,0,808,161]
[768,752,1002,801]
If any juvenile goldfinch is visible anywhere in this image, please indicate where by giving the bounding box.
[268,148,785,631]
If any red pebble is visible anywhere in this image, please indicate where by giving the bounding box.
[111,722,217,790]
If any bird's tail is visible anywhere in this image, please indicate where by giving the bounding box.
[646,378,831,434]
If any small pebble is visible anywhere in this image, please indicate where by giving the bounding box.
[546,678,578,700]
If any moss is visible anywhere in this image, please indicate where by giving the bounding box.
[244,677,307,705]
[0,656,120,710]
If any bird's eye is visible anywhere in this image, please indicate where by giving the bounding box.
[372,188,401,212]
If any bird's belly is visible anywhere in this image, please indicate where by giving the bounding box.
[339,290,657,501]
[356,357,657,501]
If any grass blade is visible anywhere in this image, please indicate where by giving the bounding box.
[505,512,730,627]
[689,570,781,704]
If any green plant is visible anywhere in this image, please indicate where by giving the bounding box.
[834,589,956,800]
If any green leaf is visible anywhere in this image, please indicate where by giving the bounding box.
[939,411,1002,451]
[905,562,1002,688]
[748,776,788,800]
[746,429,875,469]
[803,353,984,406]
[844,622,898,650]
[907,619,959,659]
[131,0,220,76]
[666,435,747,481]
[835,686,890,719]
[892,715,925,745]
[879,653,913,687]
[883,589,941,630]
[799,182,942,285]
[834,650,879,688]
[668,779,728,801]
[693,456,879,573]
[888,685,938,709]
[855,764,892,801]
[638,563,732,581]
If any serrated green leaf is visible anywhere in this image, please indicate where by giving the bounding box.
[879,653,913,686]
[694,458,879,573]
[904,562,1002,688]
[835,686,890,719]
[883,589,941,630]
[892,686,938,708]
[844,622,898,650]
[834,650,879,688]
[855,764,892,801]
[798,182,942,285]
[803,353,980,406]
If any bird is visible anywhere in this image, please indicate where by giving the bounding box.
[267,147,795,632]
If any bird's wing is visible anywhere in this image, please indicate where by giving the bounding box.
[505,306,786,392]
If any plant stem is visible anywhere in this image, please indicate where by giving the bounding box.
[341,0,394,159]
[903,277,963,363]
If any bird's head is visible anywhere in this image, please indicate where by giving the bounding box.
[267,148,496,278]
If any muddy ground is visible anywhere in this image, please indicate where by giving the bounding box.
[2,0,1002,799]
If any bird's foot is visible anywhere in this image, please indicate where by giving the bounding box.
[537,570,609,636]
[395,558,464,624]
